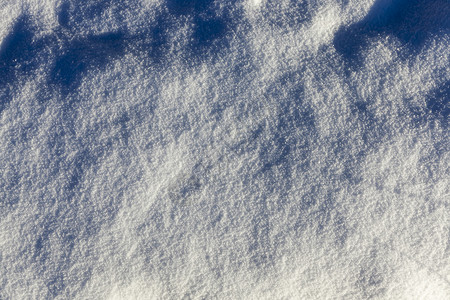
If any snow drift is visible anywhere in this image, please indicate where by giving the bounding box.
[0,0,448,299]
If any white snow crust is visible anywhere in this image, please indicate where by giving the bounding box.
[0,0,449,299]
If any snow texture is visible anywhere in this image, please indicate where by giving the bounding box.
[0,0,449,299]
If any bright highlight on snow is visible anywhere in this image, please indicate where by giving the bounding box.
[0,0,448,299]
[250,0,264,7]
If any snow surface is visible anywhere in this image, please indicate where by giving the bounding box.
[0,0,449,299]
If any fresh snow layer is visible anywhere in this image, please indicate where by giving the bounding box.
[0,0,449,299]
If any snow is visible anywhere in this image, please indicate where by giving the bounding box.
[0,0,449,299]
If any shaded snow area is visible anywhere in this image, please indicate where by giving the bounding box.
[1,0,449,299]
